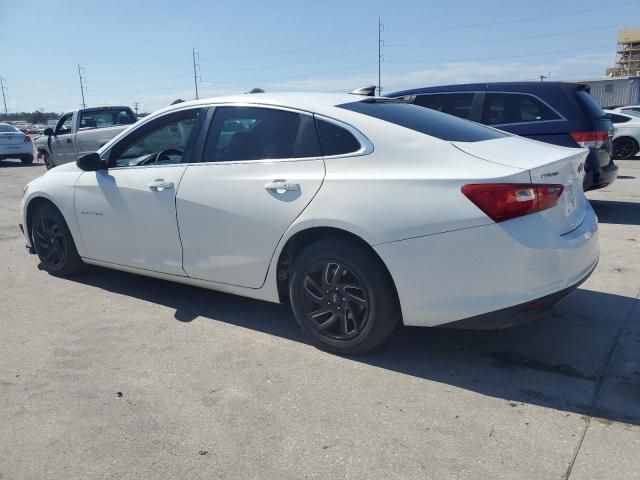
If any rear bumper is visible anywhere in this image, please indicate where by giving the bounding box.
[374,203,599,328]
[0,143,33,158]
[442,258,597,330]
[583,154,618,191]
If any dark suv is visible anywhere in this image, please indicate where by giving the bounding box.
[387,82,617,191]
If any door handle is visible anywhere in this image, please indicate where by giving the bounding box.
[265,180,300,192]
[148,179,174,191]
[66,138,72,144]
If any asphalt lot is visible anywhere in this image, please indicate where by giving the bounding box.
[0,154,639,479]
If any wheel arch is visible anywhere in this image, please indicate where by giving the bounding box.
[274,226,401,315]
[25,196,60,245]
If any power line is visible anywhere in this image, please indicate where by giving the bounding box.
[387,44,612,64]
[385,24,618,48]
[386,1,638,31]
[77,64,87,108]
[192,48,201,100]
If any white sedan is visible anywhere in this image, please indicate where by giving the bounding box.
[19,93,598,354]
[0,123,34,164]
[605,109,640,159]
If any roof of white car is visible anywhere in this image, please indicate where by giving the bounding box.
[156,92,367,116]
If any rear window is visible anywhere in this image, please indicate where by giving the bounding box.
[0,124,19,133]
[315,119,361,155]
[338,100,507,142]
[576,90,608,119]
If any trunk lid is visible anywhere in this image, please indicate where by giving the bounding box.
[453,136,588,234]
[0,131,25,145]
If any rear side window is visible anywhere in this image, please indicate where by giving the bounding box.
[80,108,136,129]
[338,100,507,142]
[203,107,322,162]
[609,113,631,124]
[414,93,475,119]
[482,93,560,125]
[315,119,361,155]
[576,90,608,119]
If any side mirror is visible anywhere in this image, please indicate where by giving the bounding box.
[77,153,106,172]
[44,128,54,136]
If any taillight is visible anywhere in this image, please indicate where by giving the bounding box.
[462,183,564,222]
[24,135,32,143]
[570,131,608,148]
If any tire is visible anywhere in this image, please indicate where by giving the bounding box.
[612,137,639,160]
[41,151,55,170]
[31,203,84,277]
[288,237,400,355]
[21,154,34,164]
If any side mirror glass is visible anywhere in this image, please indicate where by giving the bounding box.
[44,128,54,136]
[77,153,106,172]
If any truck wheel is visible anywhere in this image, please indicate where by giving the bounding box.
[21,155,34,164]
[41,151,55,170]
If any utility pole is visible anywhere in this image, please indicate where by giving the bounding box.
[192,48,201,100]
[0,77,8,119]
[377,17,384,96]
[77,64,87,108]
[133,102,139,115]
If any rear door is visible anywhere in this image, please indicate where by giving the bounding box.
[177,105,325,288]
[76,107,137,157]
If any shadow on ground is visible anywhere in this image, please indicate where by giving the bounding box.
[67,265,640,425]
[0,159,43,168]
[591,200,640,226]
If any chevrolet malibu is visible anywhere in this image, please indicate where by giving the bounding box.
[20,93,599,354]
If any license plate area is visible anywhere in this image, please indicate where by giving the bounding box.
[563,178,578,217]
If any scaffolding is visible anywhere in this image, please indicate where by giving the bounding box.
[607,28,640,77]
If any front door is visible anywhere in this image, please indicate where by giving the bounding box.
[178,105,325,288]
[74,108,202,275]
[50,112,76,165]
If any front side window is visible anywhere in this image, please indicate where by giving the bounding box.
[415,93,475,119]
[80,108,136,130]
[482,93,560,125]
[203,106,322,162]
[109,110,199,168]
[55,114,73,135]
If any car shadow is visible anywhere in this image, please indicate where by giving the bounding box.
[67,265,640,426]
[591,199,640,226]
[0,160,44,168]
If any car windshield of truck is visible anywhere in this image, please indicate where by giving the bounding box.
[79,108,136,130]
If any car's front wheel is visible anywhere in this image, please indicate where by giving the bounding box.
[613,137,639,159]
[31,203,84,277]
[289,238,400,355]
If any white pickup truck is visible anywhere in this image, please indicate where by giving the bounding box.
[35,106,137,169]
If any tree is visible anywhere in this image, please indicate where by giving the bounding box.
[171,99,185,105]
[28,110,47,124]
[247,88,265,94]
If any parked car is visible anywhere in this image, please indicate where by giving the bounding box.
[20,93,598,354]
[387,82,617,191]
[35,106,137,169]
[605,109,640,159]
[0,123,33,164]
[605,104,640,115]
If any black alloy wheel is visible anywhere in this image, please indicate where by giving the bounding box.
[300,260,370,340]
[613,137,638,159]
[31,203,84,276]
[289,238,400,354]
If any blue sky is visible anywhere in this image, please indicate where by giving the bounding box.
[1,0,639,113]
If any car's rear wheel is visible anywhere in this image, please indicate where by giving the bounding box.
[31,203,84,277]
[613,137,639,159]
[21,154,34,164]
[288,238,400,355]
